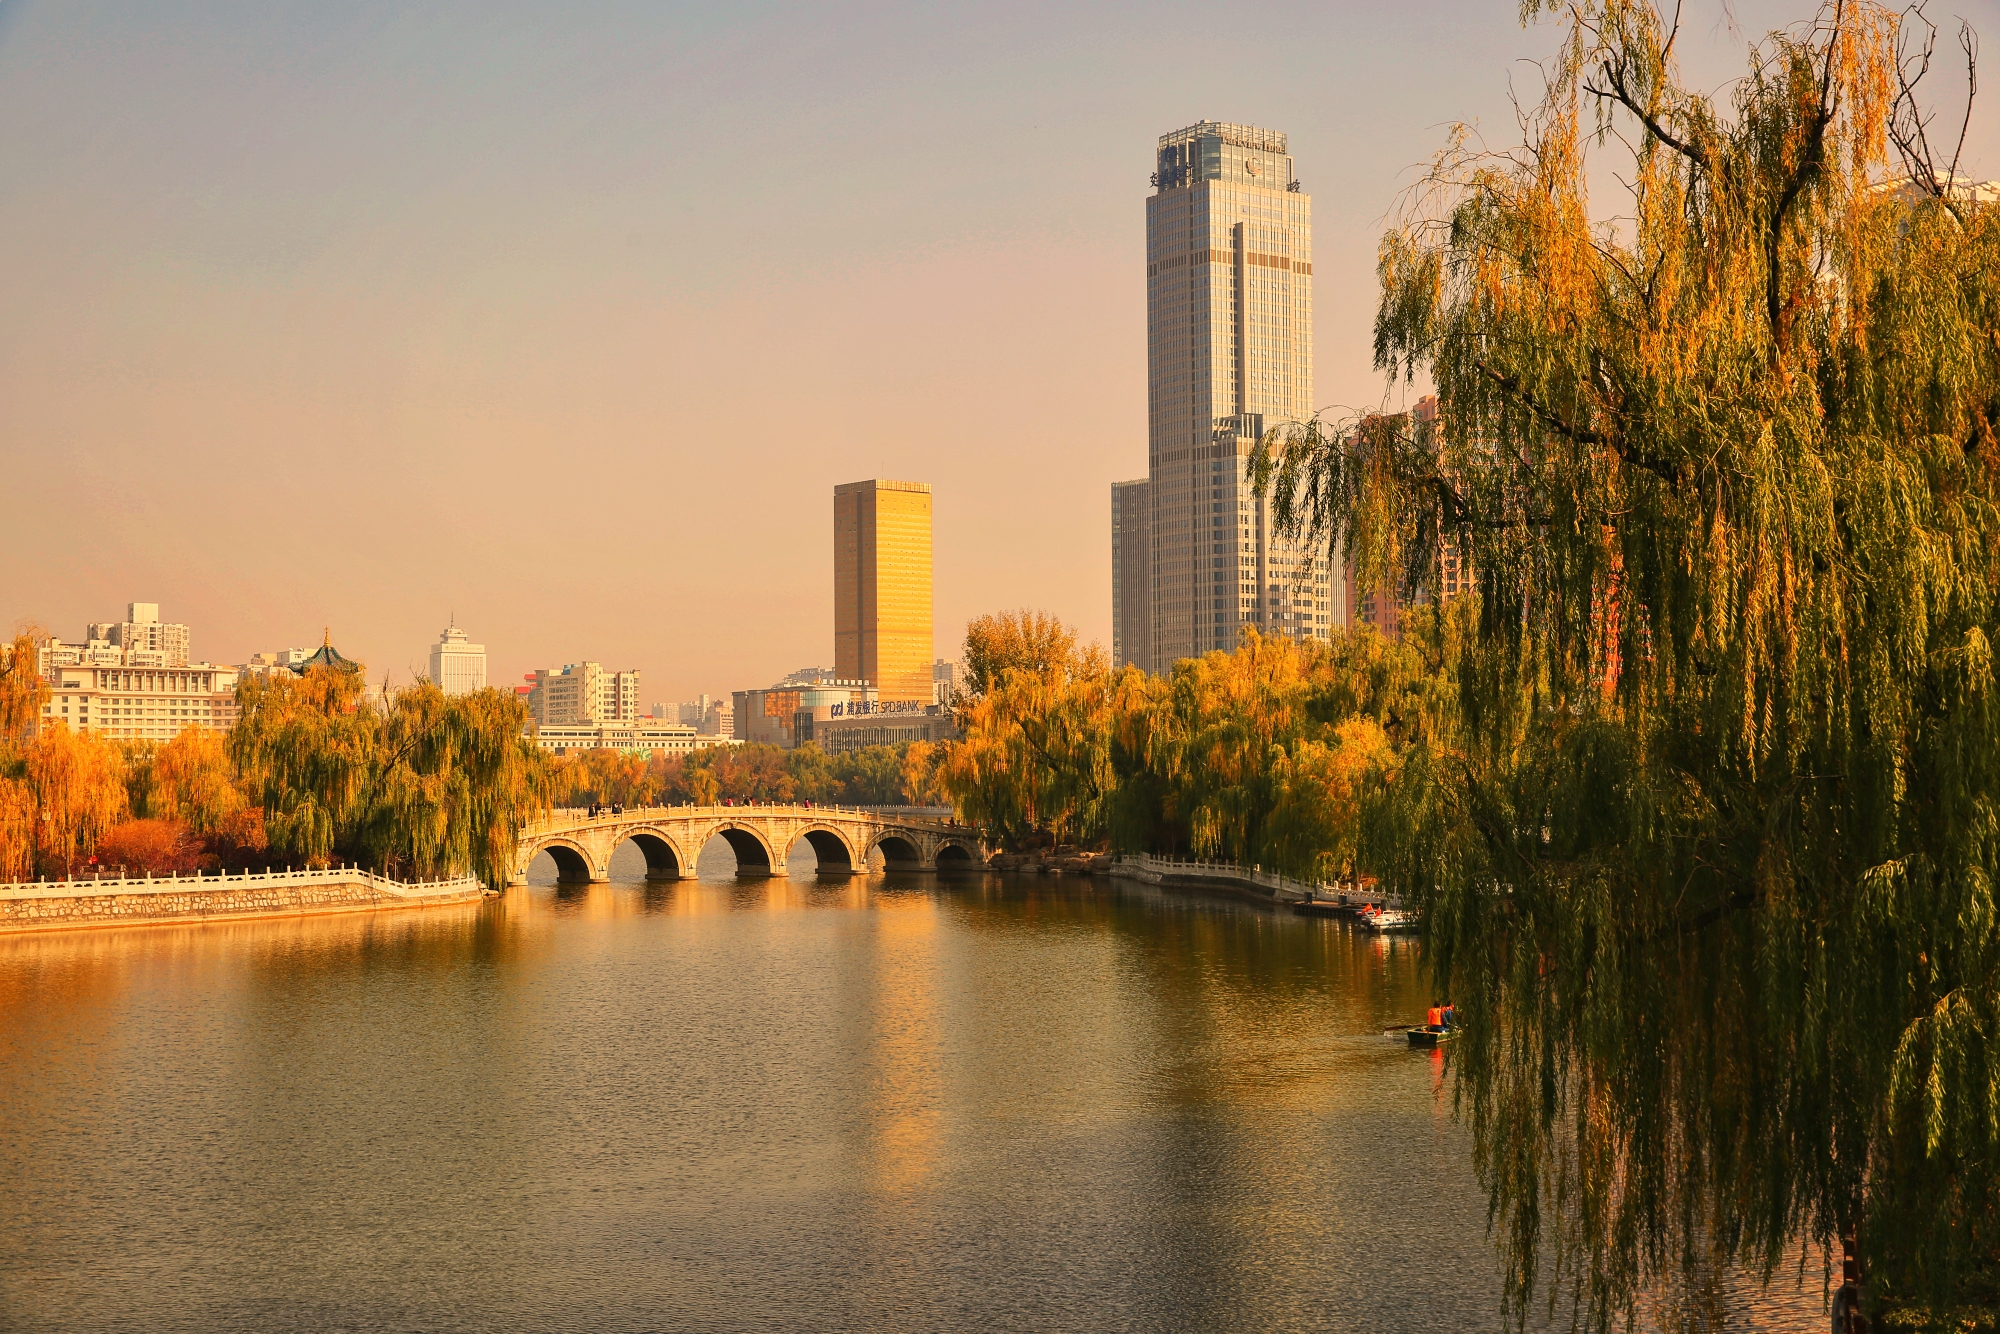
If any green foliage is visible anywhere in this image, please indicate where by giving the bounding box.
[961,609,1082,700]
[1254,3,2000,1326]
[829,745,908,805]
[232,668,552,886]
[940,619,1417,873]
[552,741,928,809]
[941,619,1116,846]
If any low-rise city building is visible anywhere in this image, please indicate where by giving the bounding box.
[932,659,960,707]
[532,720,740,758]
[732,679,875,749]
[666,694,732,736]
[34,601,239,741]
[239,648,309,680]
[796,700,959,754]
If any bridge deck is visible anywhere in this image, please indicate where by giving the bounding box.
[513,805,984,883]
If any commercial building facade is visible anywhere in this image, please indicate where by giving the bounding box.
[1145,121,1337,668]
[1112,478,1152,671]
[833,479,934,703]
[428,622,487,696]
[39,663,240,742]
[533,720,738,757]
[796,700,959,755]
[732,680,876,750]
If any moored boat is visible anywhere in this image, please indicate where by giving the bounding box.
[1359,905,1417,932]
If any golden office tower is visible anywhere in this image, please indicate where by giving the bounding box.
[834,479,934,702]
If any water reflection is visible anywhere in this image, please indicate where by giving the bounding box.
[0,852,1827,1333]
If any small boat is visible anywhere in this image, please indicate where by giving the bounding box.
[1405,1004,1456,1046]
[1359,906,1417,932]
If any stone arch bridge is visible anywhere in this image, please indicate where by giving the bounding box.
[512,805,987,884]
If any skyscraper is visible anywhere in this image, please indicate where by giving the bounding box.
[428,620,486,696]
[834,479,934,702]
[1112,479,1152,672]
[1145,121,1337,668]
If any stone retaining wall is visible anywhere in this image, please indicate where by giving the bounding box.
[0,870,489,934]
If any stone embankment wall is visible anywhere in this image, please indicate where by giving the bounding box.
[1112,854,1393,909]
[0,868,490,934]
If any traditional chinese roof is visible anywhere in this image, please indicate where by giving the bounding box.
[290,628,361,675]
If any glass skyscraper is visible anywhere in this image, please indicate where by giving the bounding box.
[1144,121,1337,668]
[834,478,935,703]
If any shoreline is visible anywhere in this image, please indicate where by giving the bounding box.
[0,867,491,935]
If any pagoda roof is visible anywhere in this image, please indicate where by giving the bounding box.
[291,630,361,675]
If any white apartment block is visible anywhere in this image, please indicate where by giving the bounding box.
[428,622,487,696]
[1146,122,1337,668]
[607,670,641,722]
[86,602,191,668]
[529,662,640,728]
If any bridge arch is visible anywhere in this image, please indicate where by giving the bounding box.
[934,841,978,869]
[790,825,859,874]
[710,823,779,877]
[870,833,925,870]
[531,837,599,884]
[621,827,690,880]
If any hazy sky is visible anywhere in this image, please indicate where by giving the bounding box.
[4,0,1995,704]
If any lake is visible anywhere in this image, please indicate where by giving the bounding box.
[0,842,1826,1332]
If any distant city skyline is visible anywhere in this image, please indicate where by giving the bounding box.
[4,0,1995,695]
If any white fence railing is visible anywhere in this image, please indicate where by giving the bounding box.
[0,865,483,902]
[1115,854,1395,907]
[525,804,966,835]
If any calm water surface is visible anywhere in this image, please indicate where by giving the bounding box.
[0,843,1827,1333]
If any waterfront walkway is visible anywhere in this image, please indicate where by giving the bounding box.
[1113,853,1397,909]
[0,865,487,933]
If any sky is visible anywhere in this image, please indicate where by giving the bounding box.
[3,0,1995,705]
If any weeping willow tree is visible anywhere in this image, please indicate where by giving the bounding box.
[1254,2,1998,1327]
[939,623,1118,846]
[232,667,551,885]
[1104,629,1415,881]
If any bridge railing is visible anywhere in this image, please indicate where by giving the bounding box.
[0,865,484,902]
[1114,853,1394,908]
[522,804,970,834]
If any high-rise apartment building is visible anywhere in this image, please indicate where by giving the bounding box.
[606,670,642,722]
[1111,479,1152,671]
[834,479,934,702]
[1145,121,1337,668]
[526,662,641,727]
[85,602,190,668]
[428,621,487,696]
